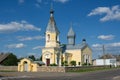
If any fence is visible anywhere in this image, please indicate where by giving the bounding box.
[0,66,17,72]
[0,66,112,72]
[37,66,65,72]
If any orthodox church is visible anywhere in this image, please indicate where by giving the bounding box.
[18,7,92,72]
[42,8,92,66]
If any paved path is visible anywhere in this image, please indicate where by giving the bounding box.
[0,69,120,80]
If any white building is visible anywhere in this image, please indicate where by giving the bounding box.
[93,59,117,67]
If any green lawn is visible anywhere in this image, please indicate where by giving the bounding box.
[68,67,120,72]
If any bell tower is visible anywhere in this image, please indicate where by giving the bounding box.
[45,5,60,47]
[42,5,61,66]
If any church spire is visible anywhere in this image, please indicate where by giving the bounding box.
[67,23,76,45]
[50,3,54,17]
[45,4,60,47]
[46,4,59,34]
[67,23,75,37]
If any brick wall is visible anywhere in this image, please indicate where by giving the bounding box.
[37,66,107,72]
[0,66,110,72]
[37,66,65,72]
[65,66,112,72]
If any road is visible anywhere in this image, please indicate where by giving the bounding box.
[0,69,120,80]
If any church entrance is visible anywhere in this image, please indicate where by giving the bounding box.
[46,59,50,66]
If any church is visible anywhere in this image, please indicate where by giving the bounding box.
[18,7,92,72]
[42,7,92,66]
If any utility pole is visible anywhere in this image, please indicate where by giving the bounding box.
[103,45,105,66]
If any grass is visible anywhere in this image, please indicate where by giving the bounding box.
[68,67,120,73]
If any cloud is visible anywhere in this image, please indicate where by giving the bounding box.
[6,43,26,49]
[92,42,120,48]
[92,42,120,54]
[98,35,115,40]
[53,0,69,3]
[18,0,24,4]
[35,0,42,8]
[0,20,41,33]
[88,5,120,22]
[107,42,120,47]
[35,4,41,8]
[18,36,44,41]
[33,46,44,50]
[92,44,102,48]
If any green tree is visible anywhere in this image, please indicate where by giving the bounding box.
[70,60,76,66]
[40,55,42,61]
[1,53,18,66]
[28,55,36,61]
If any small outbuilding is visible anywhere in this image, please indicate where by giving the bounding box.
[18,58,44,72]
[0,53,10,65]
[93,58,117,67]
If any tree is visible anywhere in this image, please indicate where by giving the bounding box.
[70,60,76,66]
[99,54,114,59]
[1,53,18,66]
[40,55,42,61]
[28,55,36,61]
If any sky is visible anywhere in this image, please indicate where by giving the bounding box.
[0,0,120,59]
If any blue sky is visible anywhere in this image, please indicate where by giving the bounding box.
[0,0,120,59]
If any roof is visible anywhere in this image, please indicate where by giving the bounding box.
[61,43,88,51]
[34,61,45,65]
[67,27,75,37]
[66,43,88,50]
[20,58,45,65]
[23,58,34,62]
[0,53,10,63]
[46,9,59,34]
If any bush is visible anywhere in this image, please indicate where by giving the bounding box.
[50,63,58,66]
[82,63,91,66]
[61,61,68,66]
[70,60,76,66]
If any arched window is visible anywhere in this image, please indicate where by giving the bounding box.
[47,34,50,42]
[56,36,57,42]
[57,35,59,42]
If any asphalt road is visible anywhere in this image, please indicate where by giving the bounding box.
[0,69,120,80]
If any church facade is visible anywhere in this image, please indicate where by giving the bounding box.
[42,8,92,66]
